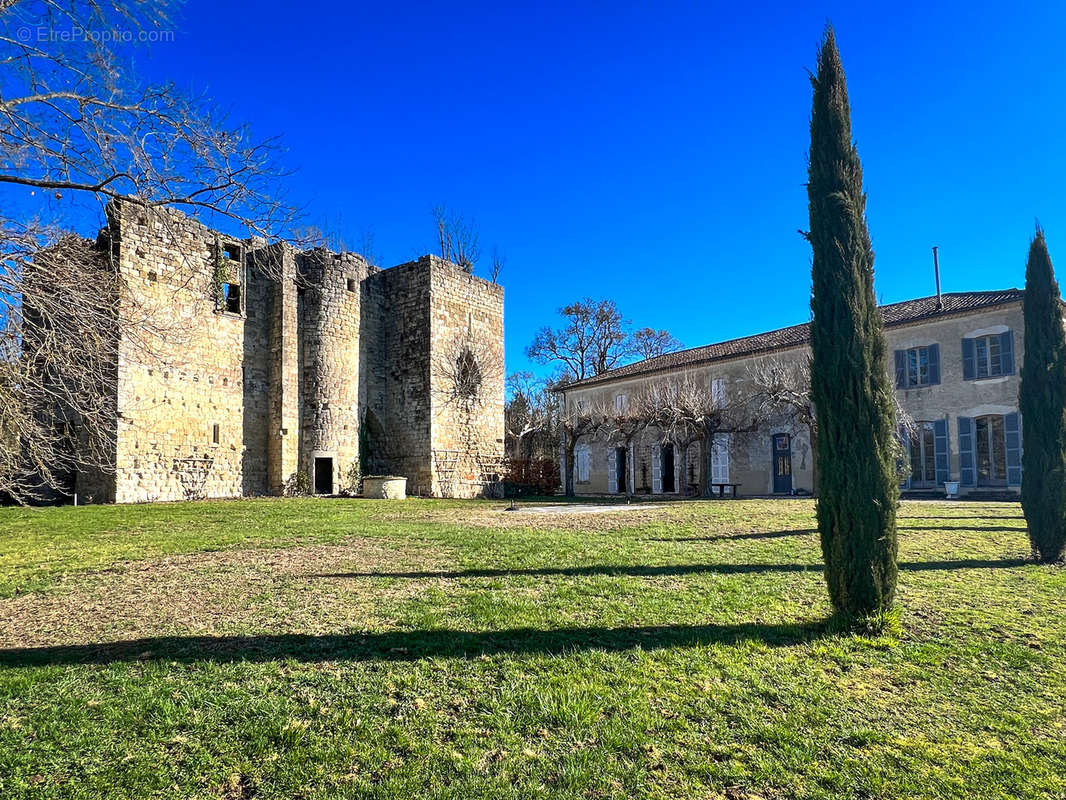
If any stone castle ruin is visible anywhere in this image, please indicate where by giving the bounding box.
[61,200,504,503]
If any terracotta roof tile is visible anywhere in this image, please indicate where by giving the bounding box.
[563,289,1023,389]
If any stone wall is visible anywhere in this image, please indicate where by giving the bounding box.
[108,201,271,503]
[370,259,434,494]
[296,250,369,494]
[427,259,506,498]
[74,202,505,503]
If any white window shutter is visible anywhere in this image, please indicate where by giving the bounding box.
[607,448,617,493]
[712,434,730,483]
[711,378,725,407]
[651,444,661,493]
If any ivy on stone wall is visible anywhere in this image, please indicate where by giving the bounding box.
[211,239,227,306]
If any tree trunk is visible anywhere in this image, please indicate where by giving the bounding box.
[702,423,717,498]
[677,440,688,496]
[564,439,576,497]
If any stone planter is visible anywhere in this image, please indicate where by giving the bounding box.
[362,475,407,500]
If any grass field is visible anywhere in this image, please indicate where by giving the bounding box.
[0,498,1063,799]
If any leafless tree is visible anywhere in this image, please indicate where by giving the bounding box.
[435,328,504,414]
[0,0,310,500]
[489,245,504,284]
[595,391,656,495]
[631,327,683,361]
[432,204,480,273]
[505,371,557,460]
[557,398,610,497]
[748,351,917,493]
[641,375,758,497]
[527,298,634,383]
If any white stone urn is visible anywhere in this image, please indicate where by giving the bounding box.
[362,475,407,500]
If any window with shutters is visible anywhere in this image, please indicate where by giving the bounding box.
[615,394,628,413]
[974,336,1002,379]
[895,344,939,387]
[575,445,591,483]
[904,346,932,386]
[963,331,1013,380]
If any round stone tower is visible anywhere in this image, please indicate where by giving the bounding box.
[296,250,366,494]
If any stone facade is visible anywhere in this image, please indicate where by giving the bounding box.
[560,292,1027,498]
[67,200,503,503]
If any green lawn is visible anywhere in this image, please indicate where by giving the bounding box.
[0,498,1063,799]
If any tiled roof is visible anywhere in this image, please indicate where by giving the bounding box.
[563,289,1024,389]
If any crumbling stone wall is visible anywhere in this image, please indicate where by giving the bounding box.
[74,202,504,503]
[107,201,271,503]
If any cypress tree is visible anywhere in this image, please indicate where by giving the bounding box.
[807,27,899,620]
[1019,230,1066,563]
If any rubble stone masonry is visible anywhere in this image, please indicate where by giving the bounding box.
[82,200,504,503]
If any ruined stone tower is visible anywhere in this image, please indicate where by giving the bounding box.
[76,200,504,503]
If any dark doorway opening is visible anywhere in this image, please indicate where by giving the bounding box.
[314,457,334,495]
[615,447,627,494]
[662,444,675,493]
[772,434,792,494]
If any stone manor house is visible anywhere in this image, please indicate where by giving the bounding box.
[559,289,1024,498]
[62,200,504,503]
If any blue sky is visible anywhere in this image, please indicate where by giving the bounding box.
[10,1,1066,378]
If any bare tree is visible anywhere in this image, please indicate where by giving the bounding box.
[558,398,608,497]
[505,371,557,461]
[527,298,633,383]
[595,391,656,495]
[748,351,917,494]
[0,0,309,500]
[631,327,683,361]
[642,375,758,497]
[489,245,504,284]
[432,204,480,273]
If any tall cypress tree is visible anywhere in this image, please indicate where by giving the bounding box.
[1019,230,1066,563]
[807,27,899,619]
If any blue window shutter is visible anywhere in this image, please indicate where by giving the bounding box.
[962,338,976,380]
[894,350,906,388]
[1000,330,1015,375]
[958,416,976,486]
[928,344,940,385]
[898,425,910,489]
[1005,412,1022,486]
[934,418,949,484]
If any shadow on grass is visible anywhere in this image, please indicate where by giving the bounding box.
[649,528,817,543]
[897,524,1024,532]
[900,516,1024,521]
[0,621,825,667]
[317,558,1031,581]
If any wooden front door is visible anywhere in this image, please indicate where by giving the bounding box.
[772,434,792,494]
